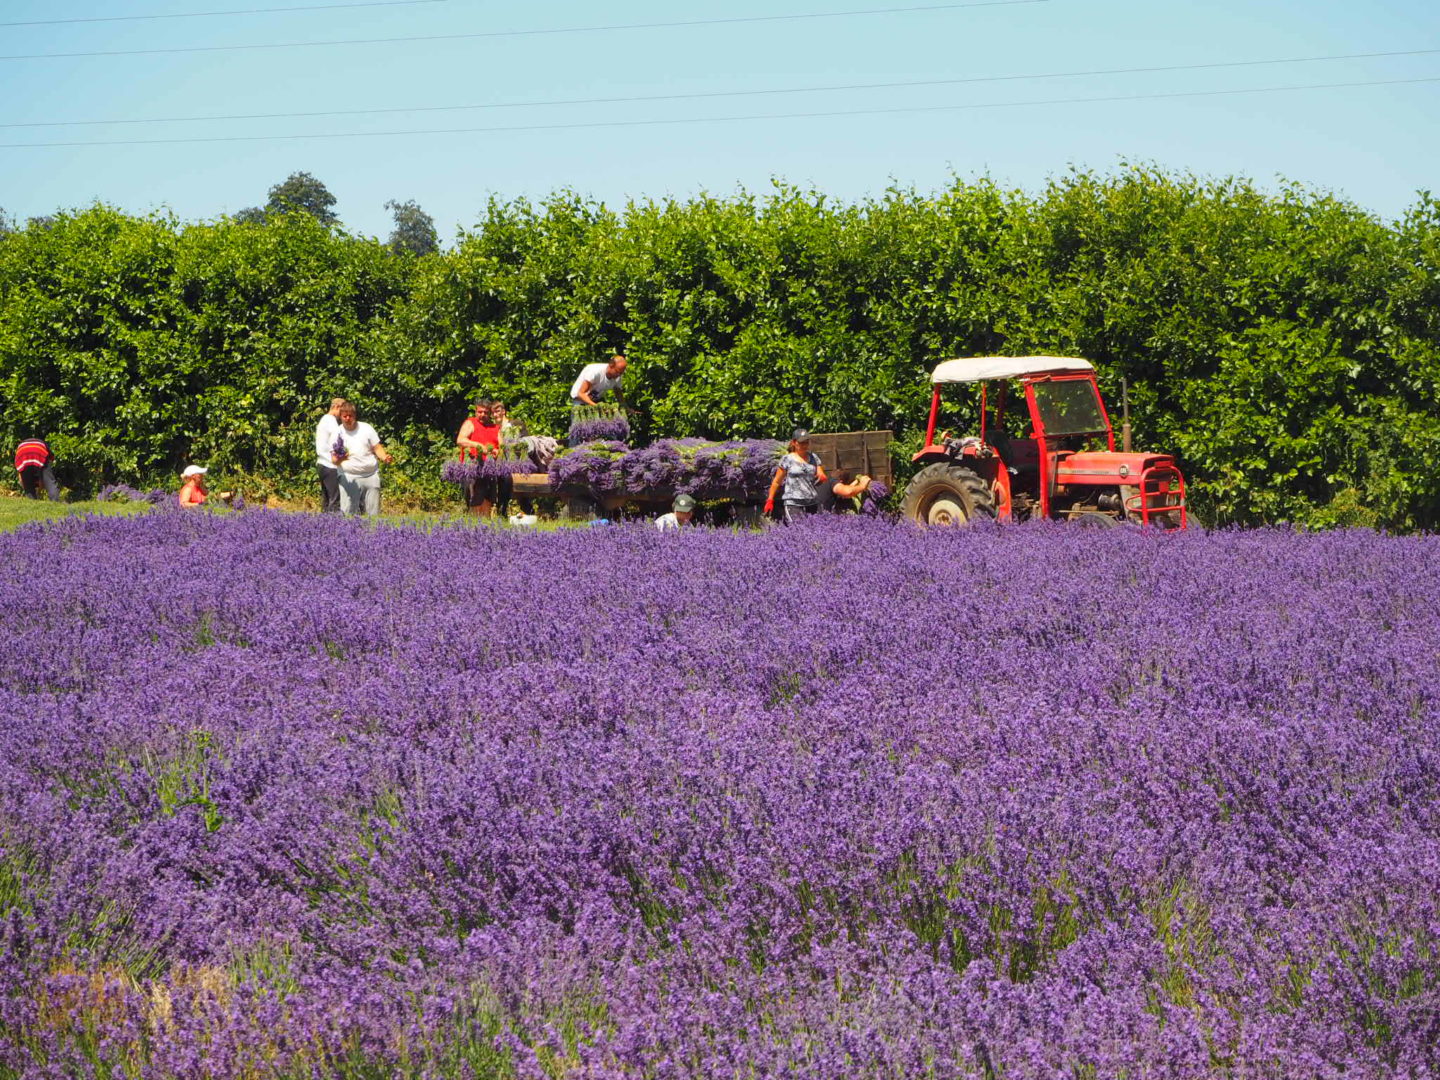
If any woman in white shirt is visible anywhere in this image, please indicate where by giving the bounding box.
[331,403,393,516]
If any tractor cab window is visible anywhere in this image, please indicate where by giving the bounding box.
[1031,378,1108,437]
[984,382,1030,440]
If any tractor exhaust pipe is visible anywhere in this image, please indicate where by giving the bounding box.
[1121,377,1132,453]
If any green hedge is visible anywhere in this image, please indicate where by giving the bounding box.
[3,169,1438,527]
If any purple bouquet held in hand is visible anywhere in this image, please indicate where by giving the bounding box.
[331,434,348,463]
[861,480,890,515]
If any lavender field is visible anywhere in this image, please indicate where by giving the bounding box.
[1,511,1437,1079]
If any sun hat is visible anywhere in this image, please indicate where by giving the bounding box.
[672,493,696,513]
[181,465,208,479]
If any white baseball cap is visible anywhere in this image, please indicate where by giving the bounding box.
[181,465,208,478]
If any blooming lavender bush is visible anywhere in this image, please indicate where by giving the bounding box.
[96,483,146,502]
[1,513,1438,1078]
[97,483,169,505]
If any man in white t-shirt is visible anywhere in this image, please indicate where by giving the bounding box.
[569,354,627,407]
[314,397,345,513]
[331,402,393,516]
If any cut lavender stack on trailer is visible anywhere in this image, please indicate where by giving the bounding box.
[568,402,630,445]
[441,443,537,487]
[552,438,783,500]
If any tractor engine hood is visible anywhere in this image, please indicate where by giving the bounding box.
[1054,452,1179,486]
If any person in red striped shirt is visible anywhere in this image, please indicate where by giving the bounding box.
[13,438,59,501]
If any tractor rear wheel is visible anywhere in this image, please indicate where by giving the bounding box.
[901,464,997,526]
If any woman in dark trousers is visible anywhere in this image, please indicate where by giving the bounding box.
[14,438,59,500]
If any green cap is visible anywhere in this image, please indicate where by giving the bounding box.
[673,494,696,513]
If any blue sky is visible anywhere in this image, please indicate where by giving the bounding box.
[2,0,1436,243]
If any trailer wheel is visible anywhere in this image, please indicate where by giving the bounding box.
[900,464,997,526]
[1074,511,1121,529]
[562,494,600,522]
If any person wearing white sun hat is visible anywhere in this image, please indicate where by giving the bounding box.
[178,465,234,509]
[179,465,209,508]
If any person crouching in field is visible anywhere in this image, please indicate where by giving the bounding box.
[179,465,209,507]
[14,437,59,500]
[655,493,696,531]
[332,403,392,516]
[179,465,235,509]
[764,428,827,523]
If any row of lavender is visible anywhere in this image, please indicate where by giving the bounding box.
[1,513,1437,1078]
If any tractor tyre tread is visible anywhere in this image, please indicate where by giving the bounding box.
[901,463,997,526]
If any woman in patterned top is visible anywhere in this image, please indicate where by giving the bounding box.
[764,428,828,524]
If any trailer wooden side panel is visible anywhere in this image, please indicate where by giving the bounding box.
[807,431,893,487]
[510,473,553,497]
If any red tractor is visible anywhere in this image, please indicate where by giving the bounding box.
[900,356,1187,528]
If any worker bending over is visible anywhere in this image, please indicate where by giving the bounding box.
[570,354,627,407]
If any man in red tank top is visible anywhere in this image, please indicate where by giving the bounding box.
[456,400,504,514]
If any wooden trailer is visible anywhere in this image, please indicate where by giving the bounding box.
[509,430,894,519]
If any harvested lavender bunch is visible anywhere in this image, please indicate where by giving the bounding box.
[861,480,890,515]
[442,444,536,487]
[569,403,630,445]
[549,440,629,492]
[440,459,478,485]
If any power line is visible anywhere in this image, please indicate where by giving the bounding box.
[0,0,448,29]
[0,1,1047,61]
[4,74,1436,149]
[4,46,1435,129]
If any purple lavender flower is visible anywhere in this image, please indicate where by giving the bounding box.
[442,445,535,488]
[97,483,147,503]
[568,417,631,444]
[1,515,1437,1079]
[440,459,480,485]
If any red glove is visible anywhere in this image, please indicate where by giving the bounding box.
[763,498,775,515]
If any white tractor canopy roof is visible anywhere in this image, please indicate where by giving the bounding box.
[930,356,1096,384]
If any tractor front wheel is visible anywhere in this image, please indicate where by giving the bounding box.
[901,464,997,526]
